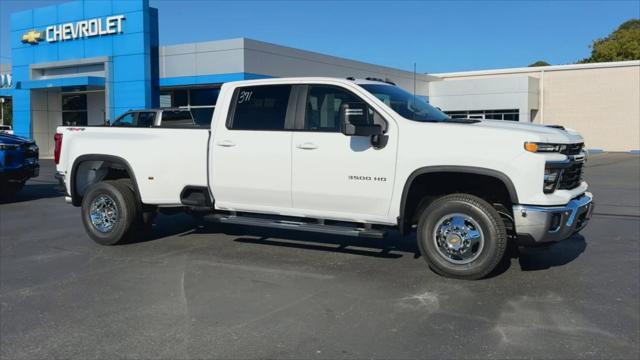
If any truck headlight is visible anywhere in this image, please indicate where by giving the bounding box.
[525,142,567,153]
[543,168,563,193]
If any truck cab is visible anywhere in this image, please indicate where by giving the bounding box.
[54,77,593,279]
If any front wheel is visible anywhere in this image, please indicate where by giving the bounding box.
[81,180,139,245]
[417,193,507,280]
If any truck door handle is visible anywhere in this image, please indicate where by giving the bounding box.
[296,142,318,150]
[216,140,236,147]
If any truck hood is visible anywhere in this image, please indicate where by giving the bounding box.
[469,119,584,143]
[0,133,33,145]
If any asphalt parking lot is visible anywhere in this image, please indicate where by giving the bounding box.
[1,153,638,359]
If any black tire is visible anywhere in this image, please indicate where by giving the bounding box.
[114,178,156,230]
[417,193,507,280]
[81,180,139,245]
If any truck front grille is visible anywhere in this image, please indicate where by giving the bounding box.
[561,143,584,156]
[557,162,584,190]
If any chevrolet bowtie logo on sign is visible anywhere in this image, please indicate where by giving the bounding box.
[20,15,125,45]
[21,30,43,44]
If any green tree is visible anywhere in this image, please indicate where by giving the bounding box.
[528,60,551,67]
[580,19,640,63]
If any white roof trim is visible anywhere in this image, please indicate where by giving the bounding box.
[430,60,640,78]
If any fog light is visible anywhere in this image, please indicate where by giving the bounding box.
[549,213,562,232]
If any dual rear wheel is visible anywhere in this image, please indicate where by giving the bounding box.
[81,182,506,279]
[81,180,150,245]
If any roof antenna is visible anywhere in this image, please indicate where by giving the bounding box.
[413,62,417,120]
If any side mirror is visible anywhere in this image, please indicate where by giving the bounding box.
[340,103,383,137]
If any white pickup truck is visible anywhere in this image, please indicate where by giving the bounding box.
[54,77,593,279]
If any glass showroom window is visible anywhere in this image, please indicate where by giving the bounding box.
[446,109,520,121]
[62,94,88,126]
[159,87,220,126]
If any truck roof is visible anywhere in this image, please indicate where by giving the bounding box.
[125,108,191,112]
[222,76,397,88]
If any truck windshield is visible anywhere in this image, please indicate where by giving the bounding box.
[360,84,450,122]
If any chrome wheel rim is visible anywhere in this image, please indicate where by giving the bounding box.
[90,194,119,233]
[432,213,484,264]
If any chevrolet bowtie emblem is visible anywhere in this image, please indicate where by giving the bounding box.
[22,30,43,44]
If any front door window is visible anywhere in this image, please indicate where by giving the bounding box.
[111,113,136,127]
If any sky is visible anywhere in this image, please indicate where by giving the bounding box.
[1,0,638,73]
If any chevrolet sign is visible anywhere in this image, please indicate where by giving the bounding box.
[21,30,43,44]
[21,15,125,45]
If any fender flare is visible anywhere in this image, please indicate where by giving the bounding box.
[70,154,142,206]
[398,165,519,233]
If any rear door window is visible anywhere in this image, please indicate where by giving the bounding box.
[160,110,196,128]
[228,85,292,130]
[137,112,156,127]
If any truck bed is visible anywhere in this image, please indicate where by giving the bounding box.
[57,126,210,205]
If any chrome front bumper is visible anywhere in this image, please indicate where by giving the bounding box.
[513,192,594,245]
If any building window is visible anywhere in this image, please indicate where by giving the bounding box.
[159,93,172,108]
[62,94,88,126]
[0,97,12,127]
[190,88,219,106]
[173,90,189,107]
[445,109,520,121]
[159,87,220,126]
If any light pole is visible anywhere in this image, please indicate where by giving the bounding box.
[0,97,4,126]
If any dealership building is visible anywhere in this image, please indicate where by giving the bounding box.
[0,0,638,157]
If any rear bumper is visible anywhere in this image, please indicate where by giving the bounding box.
[54,171,72,203]
[0,164,39,183]
[54,171,65,187]
[513,192,594,245]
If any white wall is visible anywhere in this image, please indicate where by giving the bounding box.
[430,61,640,151]
[159,39,245,78]
[87,91,105,125]
[428,76,539,122]
[242,39,435,96]
[31,89,62,158]
[31,90,104,158]
[159,38,437,96]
